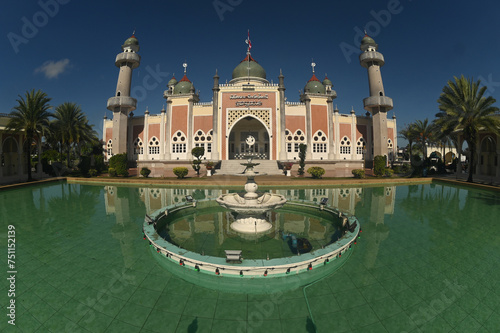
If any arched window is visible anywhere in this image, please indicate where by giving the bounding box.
[172,131,187,153]
[356,137,365,155]
[387,139,393,149]
[149,137,159,155]
[285,129,305,153]
[107,140,112,156]
[340,136,351,155]
[193,129,213,155]
[133,138,143,155]
[312,130,327,153]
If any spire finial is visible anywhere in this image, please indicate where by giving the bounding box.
[132,28,136,36]
[183,62,187,74]
[311,60,316,73]
[364,29,367,36]
[245,30,252,54]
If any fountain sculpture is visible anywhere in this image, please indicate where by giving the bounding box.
[216,135,287,234]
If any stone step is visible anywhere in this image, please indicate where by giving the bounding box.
[217,160,283,175]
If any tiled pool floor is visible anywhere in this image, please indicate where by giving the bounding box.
[1,182,500,332]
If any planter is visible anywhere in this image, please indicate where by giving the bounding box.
[286,170,291,177]
[207,169,212,176]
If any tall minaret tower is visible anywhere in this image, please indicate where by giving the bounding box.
[359,34,393,161]
[107,34,141,156]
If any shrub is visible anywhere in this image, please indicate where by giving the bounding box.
[109,153,128,177]
[93,154,105,173]
[89,169,98,177]
[298,144,307,175]
[384,168,394,177]
[352,169,365,179]
[173,167,188,179]
[205,161,215,169]
[191,147,204,176]
[373,155,387,177]
[108,167,117,177]
[140,167,151,178]
[307,166,325,179]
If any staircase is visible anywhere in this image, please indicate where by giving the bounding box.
[216,160,283,175]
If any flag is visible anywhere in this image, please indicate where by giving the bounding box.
[245,30,252,51]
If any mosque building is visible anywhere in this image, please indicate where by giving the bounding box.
[103,33,397,175]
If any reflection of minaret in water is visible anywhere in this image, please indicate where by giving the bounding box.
[363,187,393,269]
[105,186,140,268]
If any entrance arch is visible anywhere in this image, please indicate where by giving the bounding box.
[480,136,496,176]
[227,116,270,159]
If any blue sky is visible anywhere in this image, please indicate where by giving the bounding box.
[2,0,500,146]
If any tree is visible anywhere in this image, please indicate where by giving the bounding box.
[412,118,435,162]
[191,146,204,176]
[436,75,500,182]
[298,144,307,175]
[52,102,95,167]
[6,89,52,181]
[399,123,417,162]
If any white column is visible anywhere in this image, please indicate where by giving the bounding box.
[350,111,356,160]
[334,109,340,160]
[143,112,149,160]
[327,98,334,160]
[160,110,166,159]
[165,100,172,160]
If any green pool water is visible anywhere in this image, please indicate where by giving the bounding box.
[1,181,499,332]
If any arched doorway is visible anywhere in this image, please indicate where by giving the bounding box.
[227,116,270,159]
[2,137,19,177]
[480,136,496,176]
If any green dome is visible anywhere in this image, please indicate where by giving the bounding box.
[168,76,178,87]
[173,75,193,94]
[124,35,139,47]
[304,74,326,94]
[360,35,377,50]
[232,55,266,80]
[322,76,332,86]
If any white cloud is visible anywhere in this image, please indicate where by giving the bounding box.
[35,59,71,79]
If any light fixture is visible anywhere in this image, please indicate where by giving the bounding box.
[185,195,193,202]
[195,265,200,271]
[308,263,312,270]
[215,268,220,275]
[324,258,329,265]
[286,268,290,274]
[264,270,268,277]
[240,270,243,277]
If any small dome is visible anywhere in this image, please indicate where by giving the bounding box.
[168,76,177,87]
[232,54,266,80]
[173,75,194,94]
[123,35,140,51]
[304,74,325,94]
[322,76,332,87]
[360,35,377,51]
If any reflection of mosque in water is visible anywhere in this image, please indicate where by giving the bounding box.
[104,186,395,259]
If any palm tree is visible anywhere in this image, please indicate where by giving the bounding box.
[412,118,435,161]
[6,89,52,181]
[399,123,417,162]
[436,75,500,182]
[53,102,95,167]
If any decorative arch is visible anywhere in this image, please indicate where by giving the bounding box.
[172,131,187,154]
[227,110,270,130]
[133,137,143,155]
[227,116,270,159]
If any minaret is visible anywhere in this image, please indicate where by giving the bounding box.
[107,34,141,156]
[359,34,393,161]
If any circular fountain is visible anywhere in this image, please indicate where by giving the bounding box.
[215,153,287,234]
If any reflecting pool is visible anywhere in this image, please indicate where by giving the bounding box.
[1,181,499,332]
